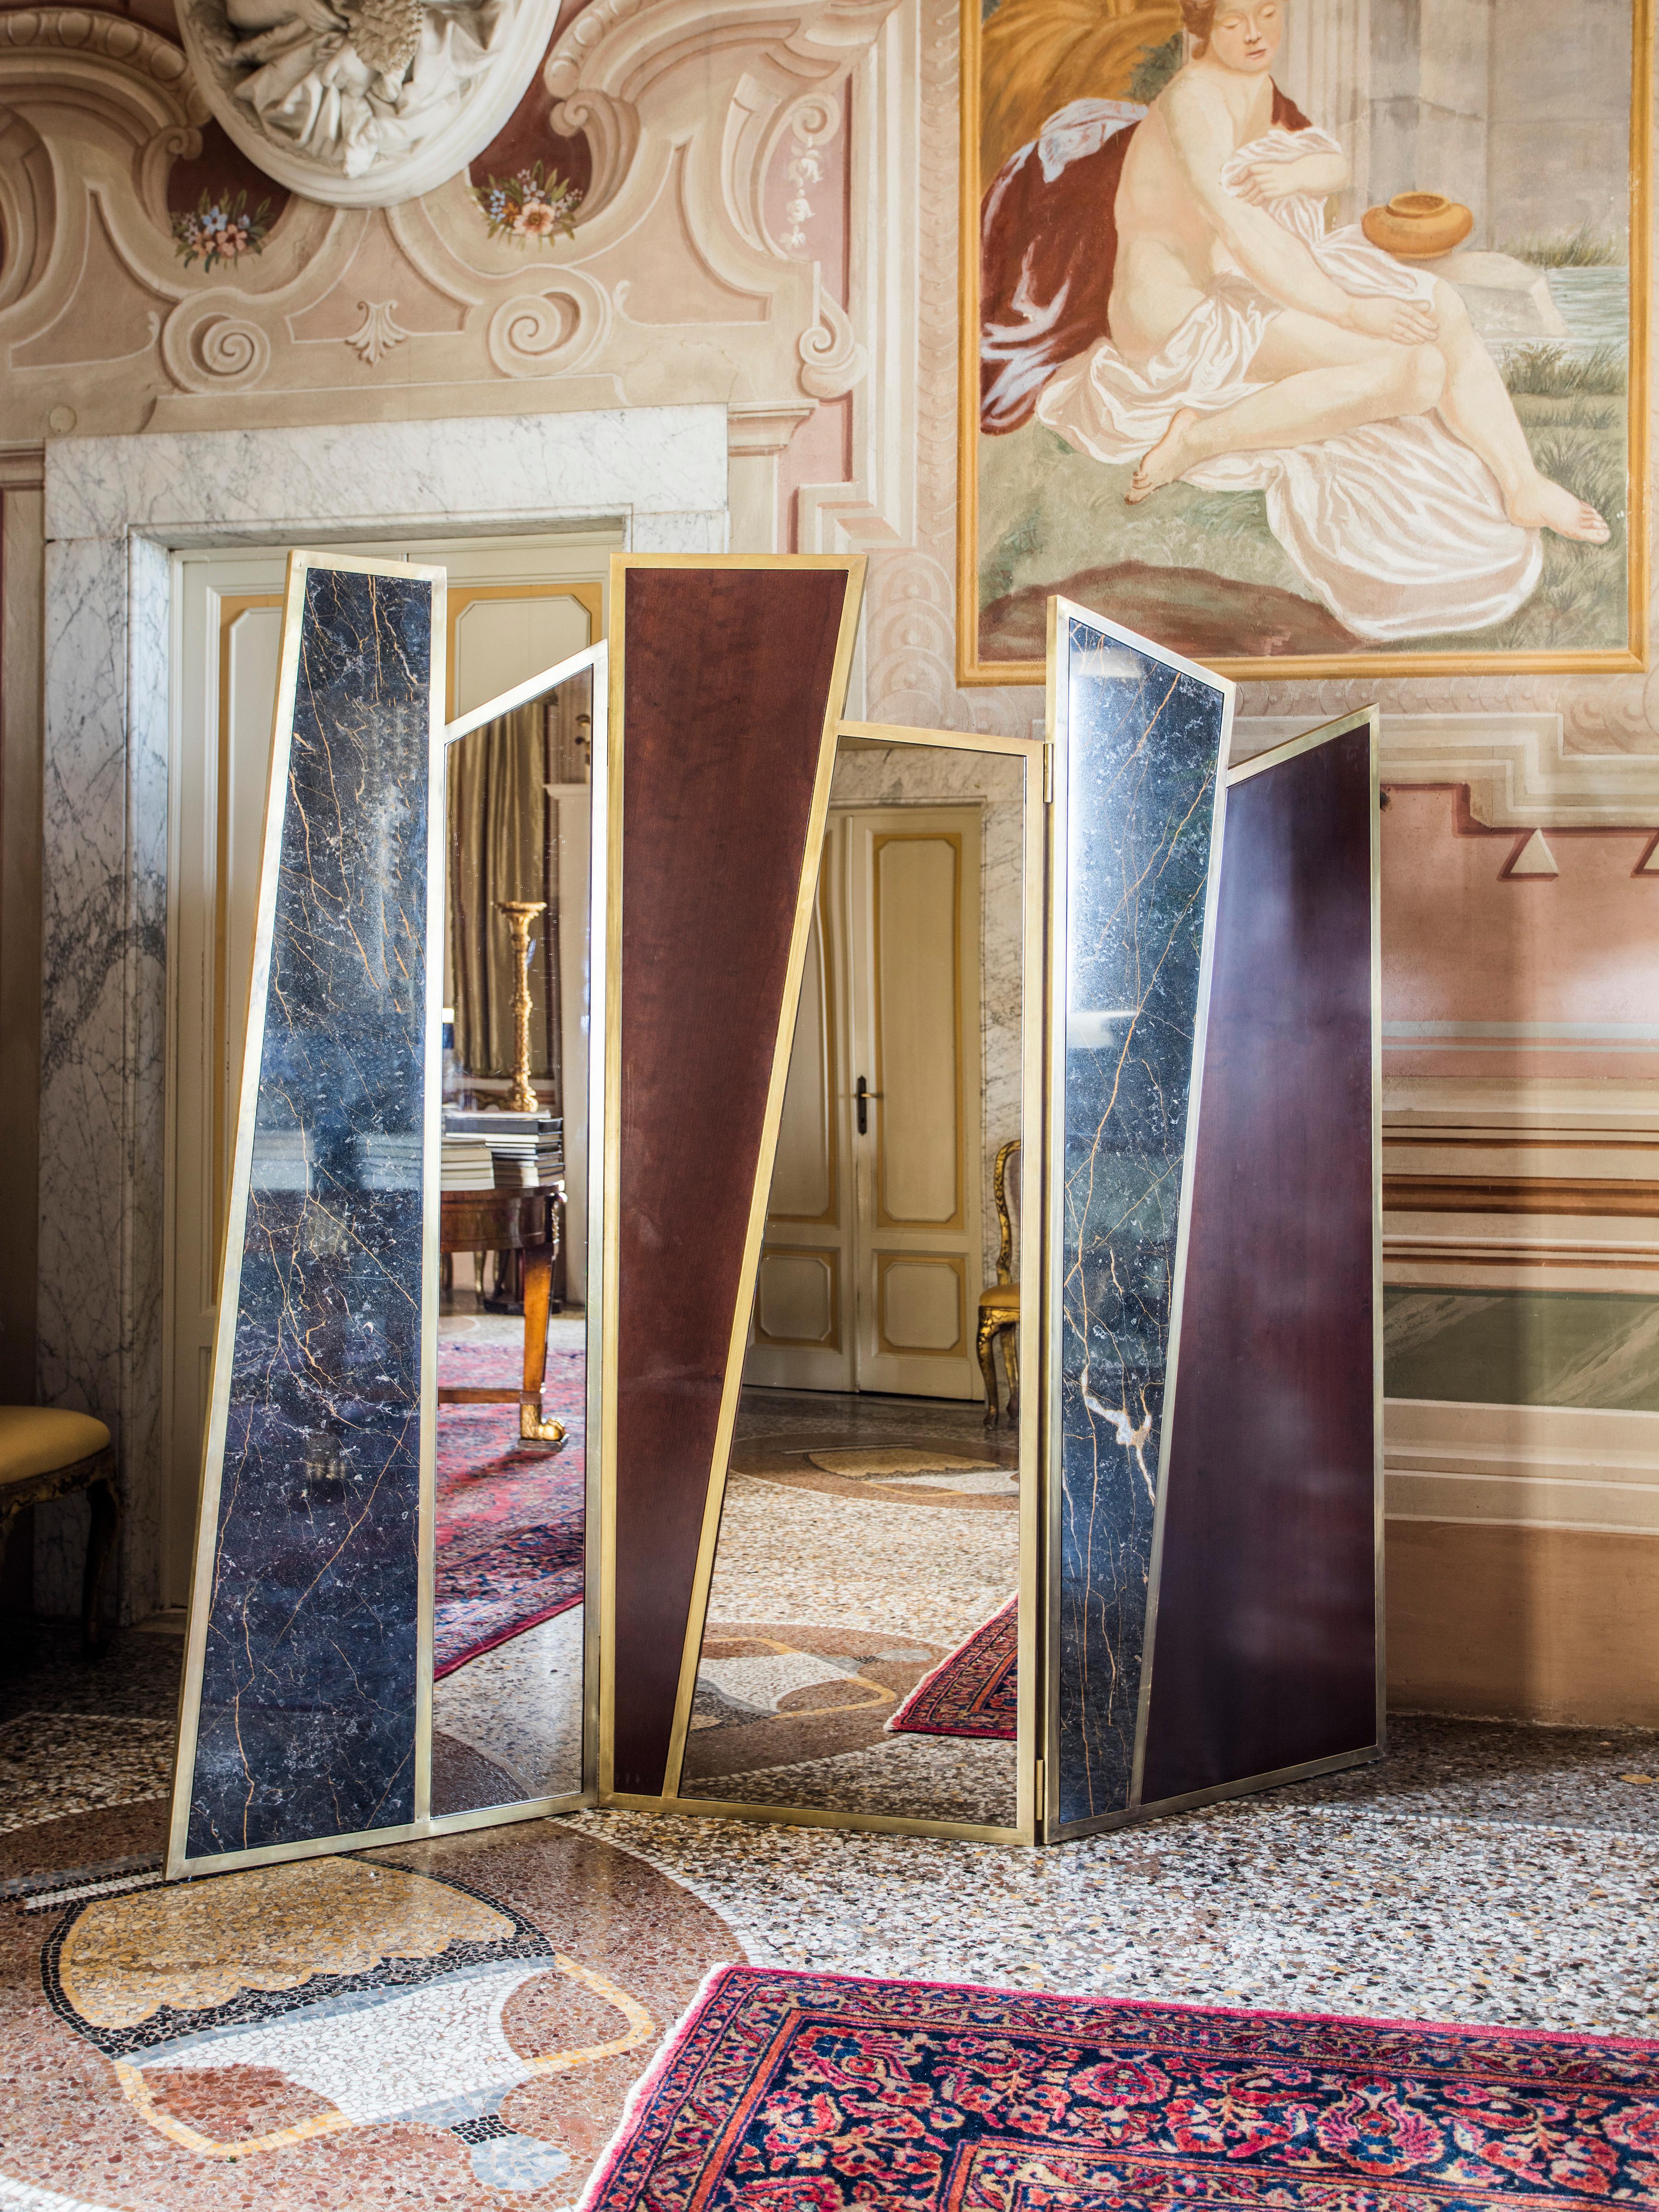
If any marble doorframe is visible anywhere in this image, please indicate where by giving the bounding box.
[36,403,730,1620]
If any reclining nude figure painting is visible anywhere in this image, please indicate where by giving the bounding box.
[964,0,1645,678]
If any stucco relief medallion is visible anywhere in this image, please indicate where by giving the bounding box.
[178,0,560,206]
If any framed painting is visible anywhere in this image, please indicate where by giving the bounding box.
[958,0,1652,683]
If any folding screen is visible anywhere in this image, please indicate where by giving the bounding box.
[597,555,865,1806]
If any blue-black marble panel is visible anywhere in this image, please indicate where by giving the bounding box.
[187,566,433,1859]
[1055,615,1226,1829]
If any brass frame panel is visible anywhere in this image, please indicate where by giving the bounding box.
[954,0,1653,688]
[1041,596,1235,1844]
[627,706,1044,1850]
[168,551,449,1882]
[167,601,611,1878]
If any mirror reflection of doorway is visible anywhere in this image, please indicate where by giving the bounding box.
[676,734,1035,1833]
[747,801,985,1400]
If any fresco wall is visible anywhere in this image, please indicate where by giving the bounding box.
[0,0,1654,1720]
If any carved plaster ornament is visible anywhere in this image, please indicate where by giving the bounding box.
[179,0,559,206]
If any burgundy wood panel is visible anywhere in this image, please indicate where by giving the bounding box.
[611,564,853,1796]
[1141,724,1378,1806]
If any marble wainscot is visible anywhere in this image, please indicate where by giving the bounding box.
[179,562,435,1863]
[35,407,728,1624]
[1047,606,1232,1835]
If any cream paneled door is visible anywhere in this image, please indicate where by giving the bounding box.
[163,534,614,1602]
[748,805,983,1400]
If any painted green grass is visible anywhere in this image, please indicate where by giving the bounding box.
[980,368,1629,653]
[1501,224,1624,268]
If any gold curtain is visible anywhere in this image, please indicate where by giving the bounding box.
[447,703,560,1090]
[979,0,1183,188]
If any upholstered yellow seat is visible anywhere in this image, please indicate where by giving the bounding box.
[0,1407,111,1485]
[977,1138,1021,1429]
[0,1407,119,1650]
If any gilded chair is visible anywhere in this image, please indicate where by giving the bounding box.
[977,1137,1020,1428]
[0,1409,120,1651]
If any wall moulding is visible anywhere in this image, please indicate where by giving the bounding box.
[1234,713,1659,828]
[0,0,899,466]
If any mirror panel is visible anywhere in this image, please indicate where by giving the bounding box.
[431,663,597,1820]
[671,729,1039,1837]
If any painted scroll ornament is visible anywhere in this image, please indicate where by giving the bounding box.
[179,0,560,207]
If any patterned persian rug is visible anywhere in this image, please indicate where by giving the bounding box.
[889,1594,1016,1740]
[578,1964,1659,2211]
[435,1342,585,1677]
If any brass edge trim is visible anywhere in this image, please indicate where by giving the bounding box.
[422,1790,591,1839]
[1050,1743,1383,1839]
[837,719,1046,759]
[1016,744,1046,1846]
[598,564,628,1802]
[171,1816,431,1881]
[442,640,608,747]
[583,642,610,1803]
[166,552,311,1881]
[625,1794,1021,1847]
[658,557,868,1803]
[167,551,449,1882]
[954,0,982,694]
[1129,650,1235,1808]
[1368,708,1387,1747]
[1630,0,1654,673]
[1225,703,1381,785]
[1040,591,1064,1843]
[415,574,447,1828]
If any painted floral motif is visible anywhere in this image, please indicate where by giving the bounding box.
[582,1965,1659,2211]
[472,162,582,247]
[170,188,271,272]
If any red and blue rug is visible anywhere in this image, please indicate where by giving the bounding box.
[579,1965,1659,2211]
[889,1595,1017,1741]
[435,1341,586,1677]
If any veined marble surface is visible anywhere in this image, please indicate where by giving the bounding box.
[185,567,433,1858]
[44,407,729,542]
[1054,617,1227,1829]
[35,406,727,1622]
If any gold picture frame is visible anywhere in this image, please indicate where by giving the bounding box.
[957,0,1653,686]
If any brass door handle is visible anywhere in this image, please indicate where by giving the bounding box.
[855,1075,884,1135]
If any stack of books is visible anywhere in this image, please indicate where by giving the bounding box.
[439,1135,497,1192]
[444,1109,565,1190]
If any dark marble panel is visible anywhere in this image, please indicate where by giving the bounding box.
[1141,724,1378,1804]
[185,566,433,1860]
[1053,615,1226,1830]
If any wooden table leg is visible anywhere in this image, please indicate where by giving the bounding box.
[519,1241,565,1447]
